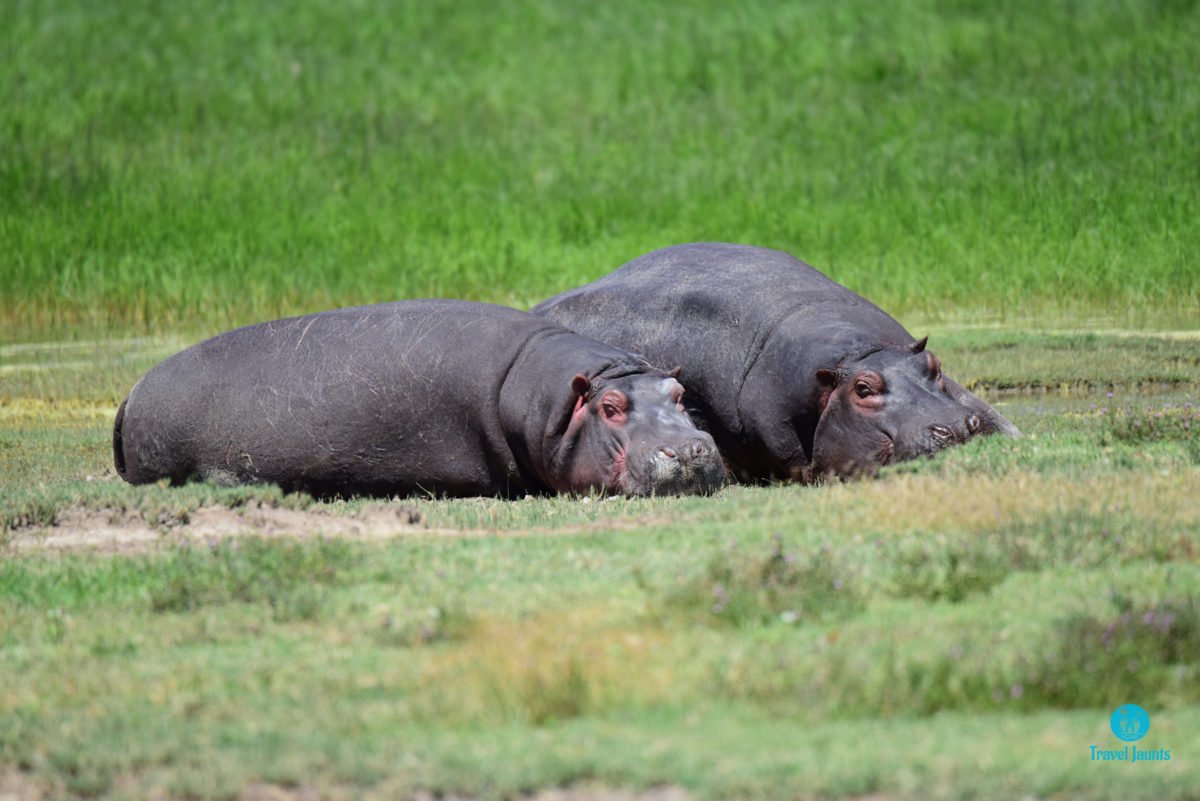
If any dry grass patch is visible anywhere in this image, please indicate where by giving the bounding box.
[416,608,683,725]
[814,470,1200,538]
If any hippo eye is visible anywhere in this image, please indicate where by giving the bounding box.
[599,390,629,423]
[854,382,874,398]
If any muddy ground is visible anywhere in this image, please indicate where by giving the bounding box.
[0,770,712,801]
[4,497,677,554]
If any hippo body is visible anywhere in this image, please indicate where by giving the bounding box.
[533,243,1018,482]
[114,300,724,498]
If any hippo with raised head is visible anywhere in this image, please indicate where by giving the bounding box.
[534,243,1019,482]
[113,300,725,497]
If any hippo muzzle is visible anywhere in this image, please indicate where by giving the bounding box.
[558,372,726,496]
[624,434,725,496]
[808,341,1013,480]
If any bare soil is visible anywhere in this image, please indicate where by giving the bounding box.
[1,772,697,801]
[5,501,430,554]
[4,499,680,553]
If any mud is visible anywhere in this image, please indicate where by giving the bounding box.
[0,773,700,801]
[4,499,682,553]
[5,502,429,554]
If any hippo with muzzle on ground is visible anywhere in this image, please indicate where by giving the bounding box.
[534,243,1019,483]
[113,300,724,498]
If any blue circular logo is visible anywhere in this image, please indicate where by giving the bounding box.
[1110,704,1150,742]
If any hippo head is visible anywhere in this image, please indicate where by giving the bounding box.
[808,337,1015,480]
[554,369,726,496]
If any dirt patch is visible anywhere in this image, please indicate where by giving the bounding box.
[5,500,683,554]
[6,502,430,554]
[248,783,693,801]
[1,773,694,801]
[0,770,46,801]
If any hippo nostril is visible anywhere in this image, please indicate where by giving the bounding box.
[658,447,678,460]
[966,414,982,434]
[930,424,954,443]
[686,439,710,459]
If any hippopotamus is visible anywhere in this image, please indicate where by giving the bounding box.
[533,243,1019,482]
[113,300,725,498]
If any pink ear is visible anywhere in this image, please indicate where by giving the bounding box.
[670,382,685,412]
[568,376,592,431]
[667,366,683,379]
[926,351,941,377]
[815,368,839,414]
[568,374,591,427]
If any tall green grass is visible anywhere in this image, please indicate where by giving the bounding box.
[3,0,1199,336]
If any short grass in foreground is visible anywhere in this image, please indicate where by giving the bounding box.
[1,330,1198,799]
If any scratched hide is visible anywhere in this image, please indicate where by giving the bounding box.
[112,299,723,498]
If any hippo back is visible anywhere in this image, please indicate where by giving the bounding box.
[534,244,909,474]
[117,300,580,496]
[534,242,1015,482]
[115,299,727,498]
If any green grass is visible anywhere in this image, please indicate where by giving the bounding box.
[2,332,1199,799]
[3,0,1200,336]
[4,1,1200,797]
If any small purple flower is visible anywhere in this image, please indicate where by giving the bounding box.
[1010,683,1024,699]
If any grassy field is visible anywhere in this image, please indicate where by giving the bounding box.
[4,0,1200,799]
[3,0,1200,335]
[2,331,1199,800]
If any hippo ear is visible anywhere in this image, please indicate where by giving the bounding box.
[815,368,839,414]
[571,374,591,398]
[909,336,928,354]
[666,366,683,379]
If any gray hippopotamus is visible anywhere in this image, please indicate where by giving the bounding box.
[533,243,1019,482]
[113,300,725,498]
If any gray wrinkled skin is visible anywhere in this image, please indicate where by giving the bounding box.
[534,243,1019,483]
[114,300,725,498]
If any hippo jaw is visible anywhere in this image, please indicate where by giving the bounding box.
[619,432,727,496]
[553,373,726,496]
[807,340,1005,481]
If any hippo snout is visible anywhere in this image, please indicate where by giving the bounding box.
[929,424,957,445]
[639,435,725,496]
[917,413,991,458]
[658,437,715,462]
